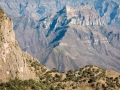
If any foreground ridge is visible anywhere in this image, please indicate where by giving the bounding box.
[0,65,120,90]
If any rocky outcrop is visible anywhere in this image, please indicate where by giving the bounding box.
[0,9,38,82]
[66,5,104,26]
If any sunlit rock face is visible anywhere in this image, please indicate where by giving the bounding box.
[0,0,120,72]
[0,9,38,82]
[66,5,104,26]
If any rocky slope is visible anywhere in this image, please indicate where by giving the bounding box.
[0,9,40,82]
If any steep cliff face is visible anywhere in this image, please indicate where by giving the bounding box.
[0,9,38,82]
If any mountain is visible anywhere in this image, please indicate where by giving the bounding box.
[11,5,120,72]
[0,0,120,72]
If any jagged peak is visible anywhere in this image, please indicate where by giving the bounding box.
[64,5,104,25]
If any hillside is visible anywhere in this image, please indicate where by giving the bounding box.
[1,64,120,90]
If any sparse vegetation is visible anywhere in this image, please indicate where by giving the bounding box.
[1,64,120,90]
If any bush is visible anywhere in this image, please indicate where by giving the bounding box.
[51,68,58,72]
[88,77,96,83]
[50,85,55,90]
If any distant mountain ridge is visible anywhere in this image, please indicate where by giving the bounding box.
[0,0,120,27]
